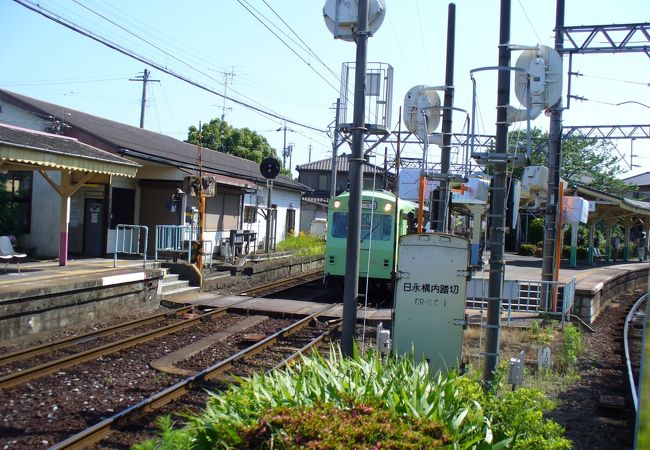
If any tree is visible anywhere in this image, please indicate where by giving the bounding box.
[509,128,630,195]
[187,118,284,170]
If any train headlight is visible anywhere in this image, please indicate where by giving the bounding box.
[333,200,342,209]
[384,203,393,212]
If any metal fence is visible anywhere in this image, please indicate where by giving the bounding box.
[467,277,576,325]
[113,225,148,268]
[155,224,193,263]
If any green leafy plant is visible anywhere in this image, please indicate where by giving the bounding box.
[136,346,570,449]
[557,324,584,373]
[529,321,554,347]
[276,231,325,256]
[518,243,539,257]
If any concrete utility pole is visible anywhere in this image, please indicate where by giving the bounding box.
[435,3,457,233]
[330,98,341,198]
[129,69,159,128]
[483,0,511,387]
[341,0,370,357]
[541,0,565,290]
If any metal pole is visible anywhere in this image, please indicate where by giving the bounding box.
[282,125,288,169]
[265,180,273,253]
[331,98,341,198]
[435,3,456,233]
[483,0,511,387]
[138,69,148,128]
[542,0,565,290]
[342,0,370,357]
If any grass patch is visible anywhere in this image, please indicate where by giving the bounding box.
[276,232,325,256]
[135,346,570,449]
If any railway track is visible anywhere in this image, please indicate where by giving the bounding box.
[234,269,324,297]
[49,304,339,450]
[0,306,192,367]
[625,292,647,413]
[0,270,333,449]
[0,302,248,390]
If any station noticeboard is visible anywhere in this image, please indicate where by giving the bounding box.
[392,233,470,375]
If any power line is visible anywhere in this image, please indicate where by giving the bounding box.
[70,0,297,125]
[573,71,649,86]
[13,0,326,134]
[236,0,340,94]
[260,0,341,82]
[517,0,542,43]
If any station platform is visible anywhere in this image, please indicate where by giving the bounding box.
[0,254,647,341]
[0,258,161,298]
[166,253,649,326]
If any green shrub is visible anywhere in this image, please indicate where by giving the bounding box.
[561,245,571,258]
[135,347,570,450]
[518,243,538,257]
[529,321,554,346]
[528,218,544,244]
[276,231,325,256]
[557,324,584,372]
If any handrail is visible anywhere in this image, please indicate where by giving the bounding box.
[113,225,148,268]
[466,277,577,325]
[155,225,192,263]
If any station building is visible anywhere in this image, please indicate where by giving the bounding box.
[0,89,310,262]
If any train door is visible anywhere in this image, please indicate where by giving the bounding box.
[83,198,105,257]
[392,233,470,374]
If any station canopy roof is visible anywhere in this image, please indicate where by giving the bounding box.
[567,183,650,222]
[0,123,140,180]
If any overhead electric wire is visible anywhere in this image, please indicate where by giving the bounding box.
[235,0,340,94]
[69,0,310,130]
[260,0,341,83]
[14,0,326,134]
[0,75,129,86]
[575,72,649,86]
[517,0,542,43]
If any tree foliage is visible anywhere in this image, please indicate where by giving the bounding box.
[509,128,630,195]
[187,118,284,171]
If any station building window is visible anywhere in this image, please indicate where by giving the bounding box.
[0,171,32,234]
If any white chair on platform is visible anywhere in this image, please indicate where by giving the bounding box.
[0,236,26,274]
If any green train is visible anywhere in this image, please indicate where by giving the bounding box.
[324,189,418,301]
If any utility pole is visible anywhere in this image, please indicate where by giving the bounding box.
[341,0,370,357]
[483,0,511,387]
[287,143,294,176]
[219,68,234,151]
[330,98,341,198]
[435,3,457,233]
[129,69,159,128]
[541,0,565,294]
[220,67,235,122]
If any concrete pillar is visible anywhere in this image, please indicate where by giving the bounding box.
[587,221,596,265]
[569,222,578,267]
[621,217,636,262]
[58,171,71,266]
[604,219,616,263]
[466,204,485,267]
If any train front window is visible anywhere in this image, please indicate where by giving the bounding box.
[332,212,392,240]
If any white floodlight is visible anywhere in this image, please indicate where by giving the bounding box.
[323,0,386,41]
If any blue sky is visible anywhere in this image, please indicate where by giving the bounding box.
[1,0,648,178]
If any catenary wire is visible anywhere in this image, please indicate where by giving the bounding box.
[236,0,340,94]
[14,0,327,134]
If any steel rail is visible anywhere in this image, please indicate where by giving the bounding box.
[0,306,192,366]
[48,303,338,450]
[0,304,237,390]
[272,322,341,371]
[624,292,648,414]
[236,269,324,296]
